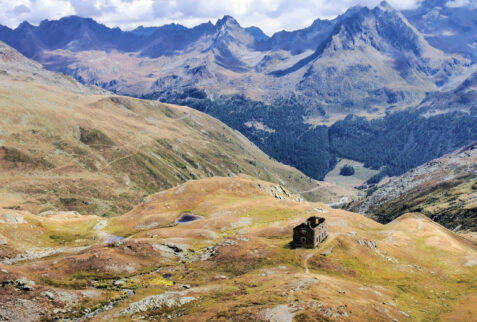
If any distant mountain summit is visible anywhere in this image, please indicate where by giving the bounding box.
[403,0,477,62]
[275,1,468,113]
[0,1,468,117]
[0,15,263,59]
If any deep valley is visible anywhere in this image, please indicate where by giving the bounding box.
[0,0,476,321]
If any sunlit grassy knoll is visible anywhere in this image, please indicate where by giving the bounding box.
[1,177,476,321]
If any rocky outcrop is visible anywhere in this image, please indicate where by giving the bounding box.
[121,290,196,316]
[348,142,477,230]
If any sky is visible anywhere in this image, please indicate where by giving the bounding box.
[0,0,468,34]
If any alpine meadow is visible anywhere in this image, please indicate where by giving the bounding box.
[0,0,476,321]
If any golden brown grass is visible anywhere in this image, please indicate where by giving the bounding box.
[2,177,474,321]
[0,79,321,217]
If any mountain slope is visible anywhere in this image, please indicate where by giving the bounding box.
[403,0,477,62]
[416,71,477,116]
[0,41,101,94]
[0,41,322,217]
[0,3,475,190]
[166,72,477,182]
[348,142,477,231]
[0,177,476,321]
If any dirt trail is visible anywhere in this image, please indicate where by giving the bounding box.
[298,185,322,194]
[105,153,138,167]
[304,250,318,274]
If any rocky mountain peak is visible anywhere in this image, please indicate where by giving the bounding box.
[38,16,102,33]
[56,15,96,25]
[244,26,269,42]
[215,15,240,30]
[16,21,34,32]
[329,2,424,56]
[373,0,405,17]
[378,1,393,10]
[210,15,254,50]
[339,4,369,20]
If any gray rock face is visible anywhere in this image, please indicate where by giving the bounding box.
[41,291,55,300]
[2,278,36,291]
[0,246,90,265]
[0,213,26,224]
[289,2,469,113]
[121,290,195,315]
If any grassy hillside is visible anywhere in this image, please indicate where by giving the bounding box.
[0,177,475,321]
[0,39,365,212]
[0,73,325,217]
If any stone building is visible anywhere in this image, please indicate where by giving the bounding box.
[293,216,328,248]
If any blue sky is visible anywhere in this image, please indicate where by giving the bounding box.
[0,0,467,34]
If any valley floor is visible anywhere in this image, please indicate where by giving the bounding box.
[0,176,476,321]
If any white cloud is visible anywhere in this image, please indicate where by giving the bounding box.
[446,0,477,8]
[0,0,427,34]
[0,0,74,27]
[13,4,31,15]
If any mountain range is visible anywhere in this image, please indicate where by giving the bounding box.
[0,3,476,320]
[0,1,473,115]
[0,1,475,186]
